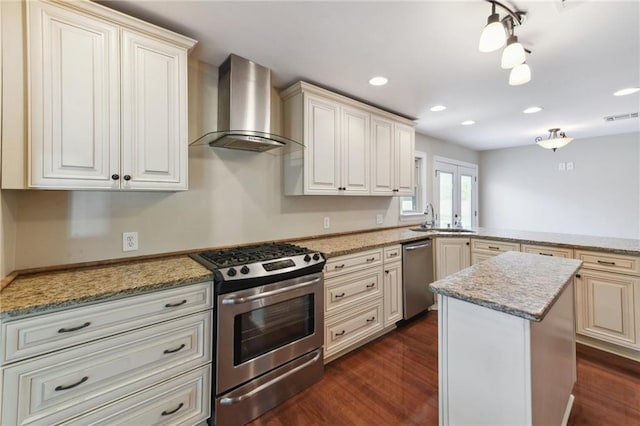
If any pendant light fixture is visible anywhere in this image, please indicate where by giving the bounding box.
[479,2,506,52]
[501,20,526,69]
[509,62,531,85]
[535,128,574,151]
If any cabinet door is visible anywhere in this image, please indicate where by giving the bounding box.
[383,261,403,326]
[370,115,395,195]
[341,106,370,194]
[28,1,120,189]
[394,122,415,195]
[304,95,341,194]
[575,269,639,349]
[436,238,470,280]
[121,29,188,190]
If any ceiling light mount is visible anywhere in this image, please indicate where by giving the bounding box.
[535,128,574,152]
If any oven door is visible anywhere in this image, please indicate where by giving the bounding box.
[216,272,324,393]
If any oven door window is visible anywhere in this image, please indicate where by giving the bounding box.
[234,294,314,365]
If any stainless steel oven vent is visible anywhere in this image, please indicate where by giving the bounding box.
[190,54,303,152]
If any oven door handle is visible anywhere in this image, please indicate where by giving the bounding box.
[221,277,321,305]
[219,350,322,405]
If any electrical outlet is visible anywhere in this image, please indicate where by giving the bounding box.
[558,162,566,171]
[376,214,383,225]
[566,161,574,171]
[323,217,330,229]
[122,231,138,252]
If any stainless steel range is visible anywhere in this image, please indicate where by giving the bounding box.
[190,242,326,426]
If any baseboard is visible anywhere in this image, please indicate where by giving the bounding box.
[561,394,575,426]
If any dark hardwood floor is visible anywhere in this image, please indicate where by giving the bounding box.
[248,312,640,426]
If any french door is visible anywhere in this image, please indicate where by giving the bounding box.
[433,158,478,229]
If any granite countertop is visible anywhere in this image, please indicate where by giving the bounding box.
[430,251,582,321]
[0,256,212,319]
[296,226,640,257]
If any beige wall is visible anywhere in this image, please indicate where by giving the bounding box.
[5,59,477,271]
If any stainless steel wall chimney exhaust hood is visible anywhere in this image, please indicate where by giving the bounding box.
[190,54,303,152]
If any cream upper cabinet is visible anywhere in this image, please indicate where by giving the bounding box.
[370,116,415,196]
[282,81,414,196]
[436,237,471,280]
[19,0,195,190]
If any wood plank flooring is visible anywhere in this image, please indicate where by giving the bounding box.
[248,311,640,426]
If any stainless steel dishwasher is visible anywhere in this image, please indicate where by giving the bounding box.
[402,239,434,320]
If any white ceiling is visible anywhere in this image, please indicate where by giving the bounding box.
[101,0,640,151]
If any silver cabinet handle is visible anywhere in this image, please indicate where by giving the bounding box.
[219,351,321,405]
[222,278,320,305]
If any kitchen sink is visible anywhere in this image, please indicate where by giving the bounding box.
[410,227,477,234]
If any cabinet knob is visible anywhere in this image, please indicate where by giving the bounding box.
[575,274,581,278]
[111,174,120,180]
[466,242,470,246]
[123,174,131,181]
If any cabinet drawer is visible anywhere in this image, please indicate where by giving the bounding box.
[471,239,520,253]
[325,269,383,314]
[384,245,402,262]
[1,311,212,426]
[2,281,213,364]
[521,244,573,259]
[60,365,211,426]
[324,299,383,358]
[575,250,640,276]
[324,249,382,278]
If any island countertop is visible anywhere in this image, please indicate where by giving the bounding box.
[429,251,582,321]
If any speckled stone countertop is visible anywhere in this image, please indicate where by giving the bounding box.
[0,256,212,319]
[296,226,640,257]
[430,251,582,321]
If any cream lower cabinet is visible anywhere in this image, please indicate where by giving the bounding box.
[323,245,402,362]
[0,281,213,425]
[282,81,414,196]
[435,238,470,280]
[470,238,520,265]
[574,250,640,353]
[5,0,196,190]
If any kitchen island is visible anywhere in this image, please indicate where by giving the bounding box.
[430,251,582,426]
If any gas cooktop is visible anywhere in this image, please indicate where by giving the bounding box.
[190,242,326,292]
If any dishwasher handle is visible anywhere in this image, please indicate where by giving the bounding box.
[405,242,431,251]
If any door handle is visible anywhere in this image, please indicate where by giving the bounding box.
[405,243,430,251]
[221,278,320,305]
[219,350,321,405]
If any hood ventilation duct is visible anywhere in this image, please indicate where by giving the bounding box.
[190,54,303,153]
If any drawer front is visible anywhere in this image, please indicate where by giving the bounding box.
[2,281,213,364]
[471,239,520,253]
[324,299,383,357]
[383,245,402,262]
[325,269,383,314]
[324,249,382,278]
[1,311,212,426]
[60,365,211,426]
[575,250,640,276]
[521,244,573,259]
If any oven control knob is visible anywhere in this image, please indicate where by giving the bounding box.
[240,266,250,275]
[312,253,321,261]
[227,268,237,277]
[303,254,311,262]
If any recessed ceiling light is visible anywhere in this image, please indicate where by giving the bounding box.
[369,76,388,86]
[461,120,476,126]
[523,106,543,114]
[430,105,447,112]
[613,87,640,96]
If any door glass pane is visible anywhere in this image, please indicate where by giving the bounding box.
[234,295,314,365]
[460,174,472,228]
[438,171,454,227]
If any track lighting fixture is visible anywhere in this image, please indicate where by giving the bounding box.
[535,128,574,151]
[479,0,530,85]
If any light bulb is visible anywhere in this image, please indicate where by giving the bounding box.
[479,13,506,53]
[501,35,526,69]
[509,62,531,86]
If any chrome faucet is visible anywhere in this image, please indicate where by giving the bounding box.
[423,203,436,228]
